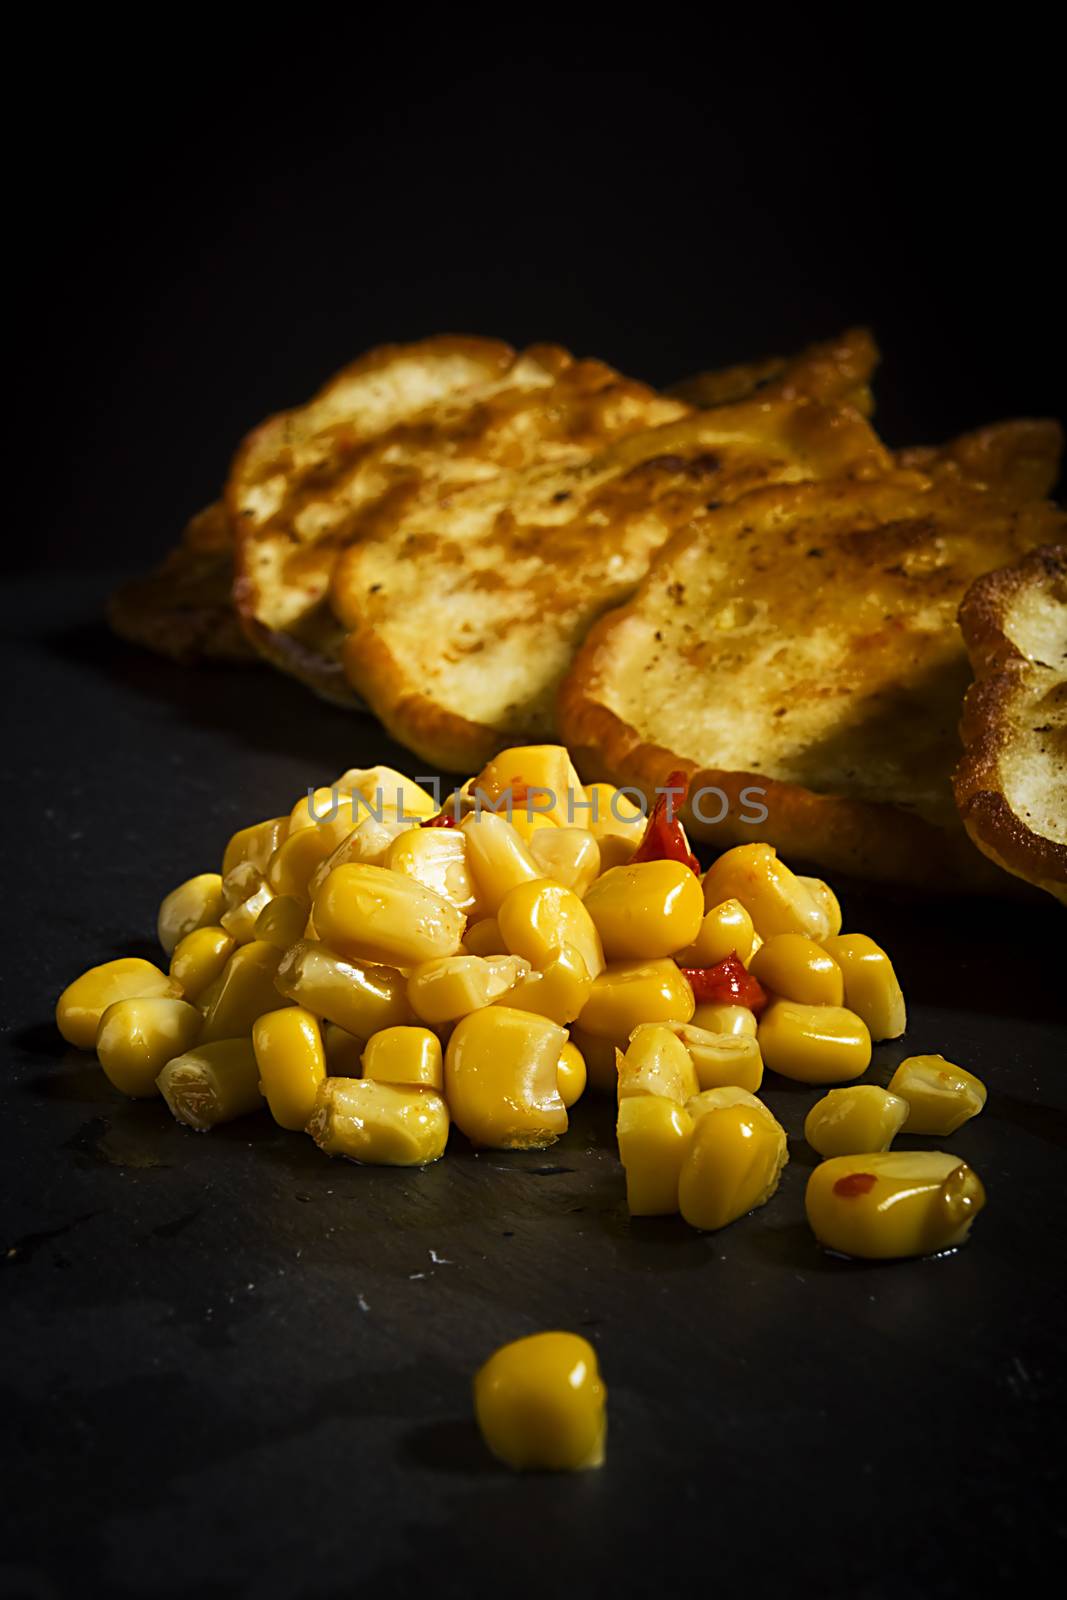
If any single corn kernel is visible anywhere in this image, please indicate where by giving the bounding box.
[252,1006,327,1131]
[616,1025,699,1104]
[675,897,756,967]
[275,941,413,1037]
[157,874,225,956]
[254,895,308,951]
[686,1084,768,1120]
[408,954,529,1025]
[385,826,478,913]
[288,786,352,833]
[307,814,414,898]
[616,1095,693,1215]
[504,943,592,1026]
[748,933,844,1006]
[805,1151,986,1258]
[157,1038,264,1130]
[221,860,267,912]
[222,816,288,878]
[691,1002,757,1037]
[460,812,542,914]
[568,1027,622,1094]
[313,864,466,968]
[473,745,584,829]
[804,1085,909,1157]
[577,959,694,1042]
[528,827,601,896]
[508,810,558,844]
[307,1078,449,1165]
[57,958,182,1051]
[473,1331,606,1472]
[635,1020,763,1092]
[96,997,203,1097]
[267,810,369,903]
[497,879,605,980]
[362,1026,444,1090]
[822,934,906,1041]
[584,782,646,869]
[798,876,843,939]
[169,927,235,1002]
[323,1022,365,1076]
[678,1098,788,1231]
[888,1056,987,1135]
[583,860,703,962]
[445,1007,568,1149]
[200,941,288,1043]
[332,765,438,822]
[557,1041,586,1108]
[701,843,829,942]
[758,1000,871,1083]
[464,917,508,957]
[220,877,276,945]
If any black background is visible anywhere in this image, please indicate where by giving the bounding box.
[4,22,1066,1600]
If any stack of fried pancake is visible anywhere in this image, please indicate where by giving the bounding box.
[109,332,1065,898]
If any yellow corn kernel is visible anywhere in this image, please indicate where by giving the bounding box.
[616,1095,693,1215]
[96,996,203,1097]
[323,1022,365,1076]
[57,958,182,1051]
[473,745,584,829]
[408,954,528,1025]
[157,1038,264,1130]
[822,934,906,1041]
[169,926,235,1002]
[362,1026,444,1090]
[528,827,601,896]
[288,787,348,834]
[267,811,368,903]
[254,895,308,951]
[275,940,412,1037]
[577,959,694,1042]
[460,812,542,913]
[557,1041,586,1108]
[157,874,225,956]
[583,860,703,962]
[888,1056,987,1135]
[193,972,224,1018]
[691,1002,757,1037]
[222,816,288,878]
[220,861,264,912]
[568,1027,621,1094]
[798,876,842,939]
[758,1000,871,1083]
[307,815,414,898]
[220,877,276,945]
[464,917,508,957]
[497,879,605,980]
[445,1007,568,1149]
[584,782,646,869]
[508,810,558,843]
[675,898,756,967]
[748,933,844,1007]
[307,1077,449,1165]
[805,1151,986,1259]
[252,1006,327,1131]
[678,1098,788,1231]
[635,1021,763,1092]
[701,843,829,942]
[385,826,478,913]
[332,765,438,822]
[313,864,466,968]
[686,1084,768,1120]
[200,941,288,1043]
[804,1085,909,1157]
[474,1331,606,1472]
[616,1025,699,1104]
[504,943,592,1026]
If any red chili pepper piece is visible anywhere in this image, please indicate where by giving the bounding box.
[421,810,458,828]
[677,953,768,1015]
[833,1172,878,1198]
[630,769,700,875]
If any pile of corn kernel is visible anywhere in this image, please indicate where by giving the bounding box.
[57,744,988,1269]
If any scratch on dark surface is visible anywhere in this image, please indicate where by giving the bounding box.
[150,1209,202,1241]
[4,1211,100,1265]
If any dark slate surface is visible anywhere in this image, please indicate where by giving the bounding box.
[2,576,1064,1599]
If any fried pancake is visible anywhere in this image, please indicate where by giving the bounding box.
[669,327,878,416]
[898,418,1063,507]
[332,396,890,772]
[107,502,255,663]
[954,544,1067,904]
[558,476,1066,888]
[227,336,687,701]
